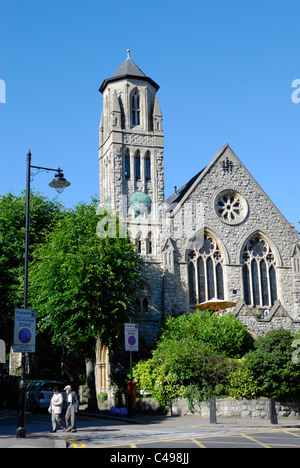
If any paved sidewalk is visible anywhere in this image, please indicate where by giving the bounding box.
[0,409,66,448]
[0,434,65,449]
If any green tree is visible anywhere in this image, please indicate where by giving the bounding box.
[0,191,63,345]
[28,200,144,407]
[243,329,300,399]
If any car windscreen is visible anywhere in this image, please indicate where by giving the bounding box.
[40,382,64,392]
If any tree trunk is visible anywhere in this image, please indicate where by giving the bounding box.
[85,358,98,411]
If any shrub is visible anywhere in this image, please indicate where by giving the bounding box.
[160,311,254,358]
[133,358,185,409]
[133,336,234,410]
[227,362,259,399]
[243,329,300,400]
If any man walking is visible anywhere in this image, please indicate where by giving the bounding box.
[64,385,79,432]
[48,387,65,433]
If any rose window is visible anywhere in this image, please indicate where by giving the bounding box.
[215,190,248,225]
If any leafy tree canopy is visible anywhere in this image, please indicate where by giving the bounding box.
[28,200,144,357]
[0,191,63,344]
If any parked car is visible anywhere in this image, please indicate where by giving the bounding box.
[0,375,20,409]
[26,380,66,413]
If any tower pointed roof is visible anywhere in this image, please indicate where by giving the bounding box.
[99,50,159,93]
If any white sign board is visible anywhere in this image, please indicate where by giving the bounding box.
[0,340,5,363]
[125,323,139,352]
[14,309,36,353]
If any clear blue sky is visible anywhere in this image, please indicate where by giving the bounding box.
[1,0,299,230]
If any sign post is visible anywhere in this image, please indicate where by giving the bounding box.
[125,323,139,352]
[14,308,36,438]
[125,322,138,416]
[14,309,36,353]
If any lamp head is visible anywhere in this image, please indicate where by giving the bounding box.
[49,169,71,193]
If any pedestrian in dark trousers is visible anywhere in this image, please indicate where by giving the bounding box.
[64,385,79,432]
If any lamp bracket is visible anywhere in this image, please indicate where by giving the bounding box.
[29,165,62,182]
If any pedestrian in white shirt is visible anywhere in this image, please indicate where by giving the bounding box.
[48,387,66,433]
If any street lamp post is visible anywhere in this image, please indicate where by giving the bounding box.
[16,150,70,438]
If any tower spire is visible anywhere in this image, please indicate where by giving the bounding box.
[127,49,130,59]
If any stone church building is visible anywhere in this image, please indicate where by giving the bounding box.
[96,51,300,393]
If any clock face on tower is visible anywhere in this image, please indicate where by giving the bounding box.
[129,191,151,216]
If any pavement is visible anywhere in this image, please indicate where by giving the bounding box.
[0,408,299,448]
[0,434,65,449]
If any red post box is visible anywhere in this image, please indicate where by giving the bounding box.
[127,380,136,416]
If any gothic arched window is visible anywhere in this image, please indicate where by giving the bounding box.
[135,282,151,315]
[145,151,151,180]
[135,151,141,180]
[131,90,140,126]
[124,149,130,179]
[136,232,142,254]
[242,234,277,307]
[146,232,153,255]
[188,233,224,305]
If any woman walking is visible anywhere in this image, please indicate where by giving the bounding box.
[48,387,66,433]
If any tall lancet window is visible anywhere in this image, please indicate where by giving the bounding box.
[124,149,130,179]
[131,90,140,126]
[135,151,141,180]
[242,234,277,307]
[188,233,224,306]
[145,151,151,179]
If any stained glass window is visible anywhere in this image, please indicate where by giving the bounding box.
[207,257,214,300]
[251,259,260,306]
[188,233,224,305]
[135,151,141,179]
[145,152,151,179]
[270,265,278,305]
[216,263,224,300]
[243,264,251,305]
[125,149,130,179]
[197,257,206,304]
[188,262,196,305]
[242,234,277,307]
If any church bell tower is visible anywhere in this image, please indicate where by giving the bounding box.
[98,51,164,257]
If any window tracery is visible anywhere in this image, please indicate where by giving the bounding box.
[242,234,277,307]
[188,233,224,305]
[215,190,248,225]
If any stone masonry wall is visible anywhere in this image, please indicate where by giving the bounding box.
[161,145,300,325]
[136,397,300,419]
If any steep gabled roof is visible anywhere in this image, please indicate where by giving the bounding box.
[165,144,230,213]
[99,50,159,93]
[166,169,205,208]
[167,143,295,231]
